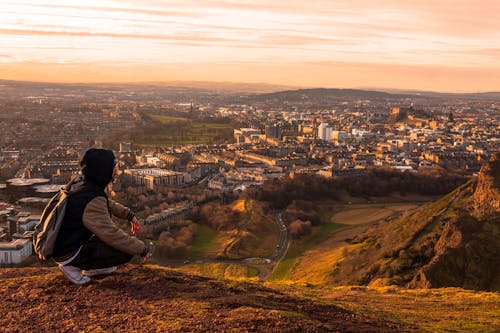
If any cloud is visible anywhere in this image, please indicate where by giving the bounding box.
[2,2,202,19]
[0,28,234,42]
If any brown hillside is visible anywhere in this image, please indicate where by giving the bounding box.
[331,155,500,291]
[1,265,409,332]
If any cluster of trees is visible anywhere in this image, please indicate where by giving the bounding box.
[189,203,242,231]
[155,221,198,257]
[288,219,312,239]
[247,169,468,209]
[282,200,321,225]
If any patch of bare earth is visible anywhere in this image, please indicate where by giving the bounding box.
[1,265,410,332]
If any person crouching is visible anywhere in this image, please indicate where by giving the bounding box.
[52,148,149,285]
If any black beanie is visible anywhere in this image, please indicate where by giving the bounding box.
[80,148,116,188]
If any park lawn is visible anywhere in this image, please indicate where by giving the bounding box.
[151,115,191,123]
[138,114,235,146]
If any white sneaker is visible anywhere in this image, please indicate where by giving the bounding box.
[82,266,117,277]
[59,265,91,285]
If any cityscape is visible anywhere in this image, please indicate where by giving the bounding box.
[1,0,499,332]
[1,80,498,263]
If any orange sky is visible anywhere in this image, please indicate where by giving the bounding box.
[0,0,499,92]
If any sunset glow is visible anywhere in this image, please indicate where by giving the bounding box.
[1,0,499,91]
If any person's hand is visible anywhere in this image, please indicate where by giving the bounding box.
[130,216,142,236]
[141,241,154,264]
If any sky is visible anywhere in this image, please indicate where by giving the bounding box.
[0,0,499,92]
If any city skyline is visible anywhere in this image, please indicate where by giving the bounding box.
[1,0,499,92]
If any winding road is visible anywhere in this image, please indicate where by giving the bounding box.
[153,211,290,280]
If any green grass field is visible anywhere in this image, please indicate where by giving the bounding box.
[191,225,218,257]
[136,115,235,146]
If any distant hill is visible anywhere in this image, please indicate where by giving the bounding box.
[1,79,499,100]
[0,79,292,95]
[249,88,500,105]
[330,155,500,291]
[247,88,409,104]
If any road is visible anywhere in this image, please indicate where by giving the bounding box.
[152,211,290,281]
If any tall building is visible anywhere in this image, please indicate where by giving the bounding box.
[318,123,332,141]
[265,124,281,139]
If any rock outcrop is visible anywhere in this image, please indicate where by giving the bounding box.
[472,154,500,219]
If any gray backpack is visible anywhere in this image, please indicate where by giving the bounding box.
[33,184,71,260]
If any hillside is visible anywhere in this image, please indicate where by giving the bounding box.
[329,156,500,290]
[1,265,407,332]
[245,88,406,106]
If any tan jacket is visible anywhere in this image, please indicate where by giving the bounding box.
[82,197,146,255]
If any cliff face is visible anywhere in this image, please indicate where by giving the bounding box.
[332,155,500,291]
[410,155,500,291]
[472,155,500,219]
[0,265,407,332]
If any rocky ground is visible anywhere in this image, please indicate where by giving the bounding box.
[1,265,411,332]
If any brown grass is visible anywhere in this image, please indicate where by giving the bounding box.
[266,283,500,332]
[321,286,500,332]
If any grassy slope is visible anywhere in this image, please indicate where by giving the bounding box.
[325,179,499,290]
[176,199,279,280]
[1,266,408,332]
[191,225,218,258]
[270,222,346,281]
[270,200,426,283]
[339,183,468,284]
[225,199,279,259]
[318,286,500,332]
[176,262,258,280]
[272,283,500,332]
[4,265,495,332]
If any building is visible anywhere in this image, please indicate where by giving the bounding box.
[0,239,32,264]
[318,123,332,141]
[332,130,348,141]
[265,124,281,140]
[391,107,400,115]
[124,168,185,190]
[157,153,182,170]
[16,215,40,233]
[234,128,262,144]
[119,142,132,153]
[142,202,193,235]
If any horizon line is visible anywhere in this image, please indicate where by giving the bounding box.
[1,78,498,95]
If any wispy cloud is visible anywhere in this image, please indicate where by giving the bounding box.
[0,28,234,42]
